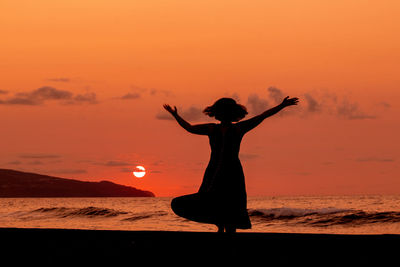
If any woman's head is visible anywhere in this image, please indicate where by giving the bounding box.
[203,98,248,122]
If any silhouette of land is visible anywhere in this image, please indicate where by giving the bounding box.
[0,228,398,265]
[0,169,154,197]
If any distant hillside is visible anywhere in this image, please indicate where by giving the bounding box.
[0,169,155,197]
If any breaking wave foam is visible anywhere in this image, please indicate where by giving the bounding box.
[248,207,400,226]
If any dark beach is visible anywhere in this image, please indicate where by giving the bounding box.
[1,228,399,266]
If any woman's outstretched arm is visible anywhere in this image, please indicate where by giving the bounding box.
[237,96,298,134]
[163,104,213,135]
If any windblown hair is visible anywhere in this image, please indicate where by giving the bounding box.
[203,98,248,122]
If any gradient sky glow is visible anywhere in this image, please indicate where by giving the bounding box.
[1,0,400,196]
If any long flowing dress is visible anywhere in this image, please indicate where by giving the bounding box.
[171,122,252,229]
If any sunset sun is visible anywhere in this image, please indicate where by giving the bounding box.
[133,166,146,178]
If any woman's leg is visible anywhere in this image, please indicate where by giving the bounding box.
[171,196,185,218]
[171,194,216,224]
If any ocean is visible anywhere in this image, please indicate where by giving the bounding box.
[1,195,400,234]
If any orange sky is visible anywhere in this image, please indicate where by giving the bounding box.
[1,0,399,196]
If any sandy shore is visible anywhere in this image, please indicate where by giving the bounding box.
[1,228,399,265]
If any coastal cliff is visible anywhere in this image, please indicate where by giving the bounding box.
[0,169,154,197]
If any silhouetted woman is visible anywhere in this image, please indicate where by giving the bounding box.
[164,96,298,233]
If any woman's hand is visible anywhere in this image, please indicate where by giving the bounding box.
[163,104,178,116]
[281,96,299,107]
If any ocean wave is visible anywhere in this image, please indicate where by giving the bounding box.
[30,207,168,221]
[248,207,400,226]
[32,207,128,218]
[122,211,168,221]
[248,207,351,218]
[23,206,400,227]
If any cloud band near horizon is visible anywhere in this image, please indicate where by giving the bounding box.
[0,86,97,106]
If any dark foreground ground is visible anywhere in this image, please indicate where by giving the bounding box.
[1,228,399,266]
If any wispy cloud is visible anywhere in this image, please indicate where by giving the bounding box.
[0,87,97,106]
[119,85,173,100]
[355,157,395,162]
[0,87,71,105]
[336,98,376,120]
[247,93,269,115]
[245,87,293,116]
[303,93,320,113]
[149,88,173,97]
[0,90,8,94]
[378,102,391,108]
[155,111,173,121]
[19,87,72,101]
[120,92,141,100]
[0,97,37,105]
[267,86,285,104]
[156,105,205,121]
[244,87,380,120]
[68,92,98,104]
[302,91,378,120]
[19,153,62,159]
[46,78,71,82]
[149,170,162,174]
[181,106,204,121]
[120,167,134,173]
[7,160,22,165]
[94,161,133,167]
[27,160,44,165]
